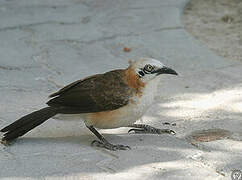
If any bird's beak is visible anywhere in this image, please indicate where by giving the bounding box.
[153,66,178,76]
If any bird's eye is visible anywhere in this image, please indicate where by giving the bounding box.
[144,64,154,72]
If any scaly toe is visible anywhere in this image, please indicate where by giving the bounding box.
[129,127,176,135]
[156,128,176,135]
[91,140,131,151]
[116,144,131,150]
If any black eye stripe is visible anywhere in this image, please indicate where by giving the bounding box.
[138,70,145,77]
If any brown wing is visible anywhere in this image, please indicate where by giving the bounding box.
[47,69,132,113]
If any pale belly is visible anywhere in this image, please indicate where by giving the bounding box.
[84,101,150,129]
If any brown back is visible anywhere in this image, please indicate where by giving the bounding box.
[47,69,132,113]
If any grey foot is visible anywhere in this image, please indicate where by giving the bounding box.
[128,124,176,135]
[91,140,131,151]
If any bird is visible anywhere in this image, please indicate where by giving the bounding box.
[0,58,178,151]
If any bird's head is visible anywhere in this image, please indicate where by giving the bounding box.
[129,58,178,83]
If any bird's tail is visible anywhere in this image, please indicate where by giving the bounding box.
[0,107,58,142]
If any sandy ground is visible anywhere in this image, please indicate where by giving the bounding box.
[0,0,242,179]
[183,0,242,61]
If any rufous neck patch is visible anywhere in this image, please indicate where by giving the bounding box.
[124,67,145,95]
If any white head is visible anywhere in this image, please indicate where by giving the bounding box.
[130,58,178,83]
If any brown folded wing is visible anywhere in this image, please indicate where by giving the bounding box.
[47,69,131,114]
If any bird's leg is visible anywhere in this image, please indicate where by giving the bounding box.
[128,124,175,135]
[86,125,131,151]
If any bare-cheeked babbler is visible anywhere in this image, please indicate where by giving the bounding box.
[0,58,178,151]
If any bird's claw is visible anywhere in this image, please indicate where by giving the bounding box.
[91,140,131,151]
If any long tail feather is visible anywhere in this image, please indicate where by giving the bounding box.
[1,107,58,141]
